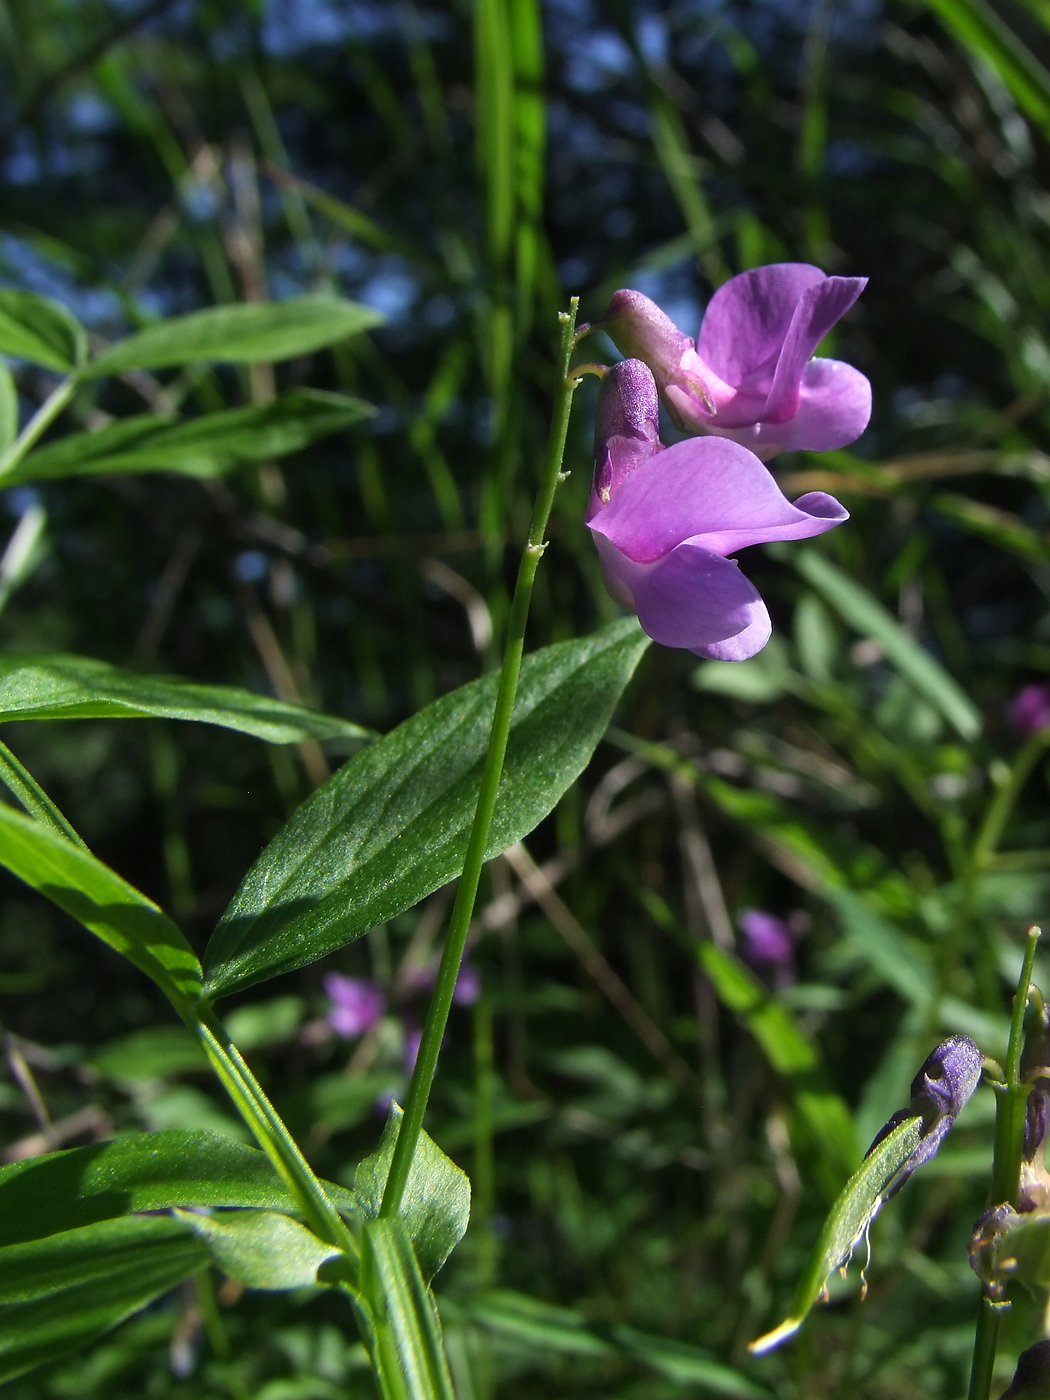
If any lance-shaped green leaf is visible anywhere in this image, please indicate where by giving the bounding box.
[0,1130,359,1248]
[173,1208,341,1289]
[0,653,369,743]
[0,291,87,372]
[0,803,202,1007]
[459,1292,769,1397]
[205,618,650,996]
[9,391,373,484]
[751,1035,982,1353]
[748,1116,924,1355]
[355,1104,469,1283]
[363,1218,456,1400]
[86,296,383,378]
[789,548,981,740]
[0,1214,203,1304]
[0,1218,204,1383]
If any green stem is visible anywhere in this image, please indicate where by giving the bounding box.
[192,1012,355,1255]
[968,923,1042,1400]
[0,375,77,478]
[968,1300,1002,1400]
[973,733,1050,872]
[379,298,581,1219]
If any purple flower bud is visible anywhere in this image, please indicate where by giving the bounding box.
[586,364,848,660]
[866,1036,982,1196]
[323,974,385,1039]
[592,359,664,512]
[1008,682,1050,738]
[604,265,871,459]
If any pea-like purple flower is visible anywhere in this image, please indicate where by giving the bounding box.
[587,359,848,659]
[604,264,870,458]
[323,974,385,1039]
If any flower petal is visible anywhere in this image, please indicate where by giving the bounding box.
[762,278,867,423]
[588,435,848,562]
[604,538,768,651]
[692,601,772,660]
[697,264,827,389]
[700,358,871,456]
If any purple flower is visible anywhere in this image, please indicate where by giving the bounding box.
[738,908,795,986]
[323,974,384,1039]
[866,1035,982,1196]
[587,360,848,660]
[1008,682,1050,737]
[404,1027,422,1077]
[604,264,870,458]
[452,963,481,1006]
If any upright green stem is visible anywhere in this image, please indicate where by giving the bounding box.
[380,299,581,1219]
[192,1012,355,1254]
[0,375,77,478]
[968,924,1042,1400]
[973,733,1050,872]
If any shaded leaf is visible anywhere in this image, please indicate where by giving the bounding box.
[696,943,816,1076]
[0,1217,204,1383]
[790,548,980,740]
[205,618,650,996]
[0,291,87,372]
[86,297,383,378]
[355,1104,470,1283]
[0,1130,359,1248]
[10,391,373,484]
[461,1292,769,1396]
[174,1208,340,1290]
[0,653,369,743]
[0,1214,202,1304]
[0,803,202,1007]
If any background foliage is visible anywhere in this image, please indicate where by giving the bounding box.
[2,0,1050,1394]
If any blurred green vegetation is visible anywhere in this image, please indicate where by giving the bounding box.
[3,0,1050,1395]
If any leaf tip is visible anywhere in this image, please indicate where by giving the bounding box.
[748,1317,801,1356]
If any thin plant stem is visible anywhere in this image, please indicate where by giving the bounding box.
[968,923,1042,1400]
[379,297,581,1219]
[973,732,1050,871]
[193,1015,355,1253]
[0,375,77,478]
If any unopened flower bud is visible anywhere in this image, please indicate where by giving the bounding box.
[866,1036,982,1196]
[591,359,664,512]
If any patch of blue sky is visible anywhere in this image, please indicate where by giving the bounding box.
[354,263,417,325]
[563,29,634,93]
[65,92,118,135]
[261,0,396,55]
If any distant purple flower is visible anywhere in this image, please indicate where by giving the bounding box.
[1008,682,1050,737]
[604,265,870,458]
[323,974,384,1039]
[404,1027,422,1077]
[453,963,481,1006]
[587,360,848,660]
[405,959,481,1007]
[738,908,795,986]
